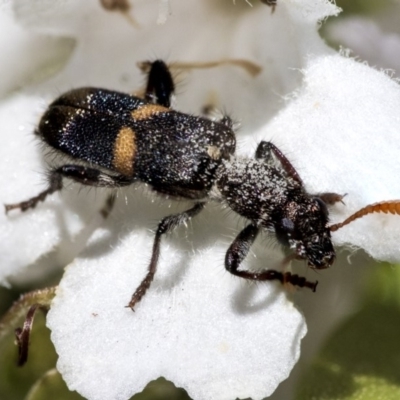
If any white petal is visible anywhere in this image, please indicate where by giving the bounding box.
[0,7,74,97]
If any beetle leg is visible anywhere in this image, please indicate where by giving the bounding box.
[127,202,205,310]
[255,141,303,185]
[5,165,133,213]
[139,59,175,108]
[225,223,317,291]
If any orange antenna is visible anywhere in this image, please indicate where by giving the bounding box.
[329,200,400,232]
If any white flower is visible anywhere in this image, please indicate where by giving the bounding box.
[1,0,400,399]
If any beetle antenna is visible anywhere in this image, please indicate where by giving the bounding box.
[329,200,400,232]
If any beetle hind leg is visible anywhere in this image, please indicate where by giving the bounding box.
[5,172,62,213]
[5,164,133,214]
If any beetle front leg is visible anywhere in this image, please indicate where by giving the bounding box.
[256,142,346,207]
[225,224,317,291]
[255,141,303,185]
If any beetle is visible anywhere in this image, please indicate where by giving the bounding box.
[5,59,400,310]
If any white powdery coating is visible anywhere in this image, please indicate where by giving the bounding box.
[258,54,400,262]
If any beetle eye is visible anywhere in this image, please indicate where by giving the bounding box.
[274,217,296,246]
[281,217,294,233]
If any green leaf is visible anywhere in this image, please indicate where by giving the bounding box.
[297,264,400,400]
[25,369,84,400]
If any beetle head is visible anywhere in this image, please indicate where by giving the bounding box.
[274,197,335,269]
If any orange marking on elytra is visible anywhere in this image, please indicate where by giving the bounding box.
[113,127,136,176]
[131,104,169,120]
